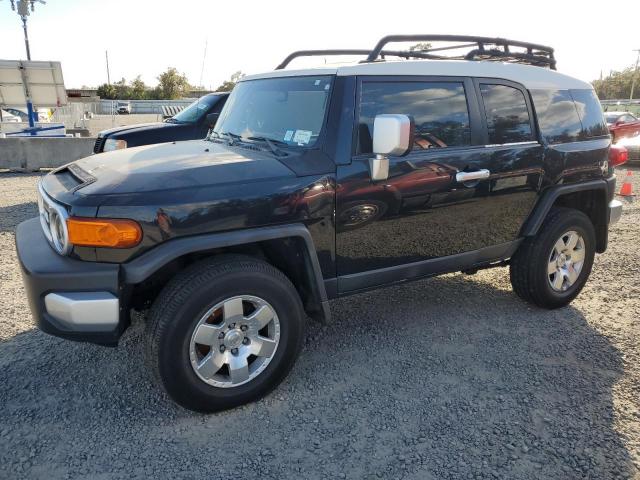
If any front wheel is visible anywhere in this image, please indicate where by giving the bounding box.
[510,208,596,309]
[144,256,305,412]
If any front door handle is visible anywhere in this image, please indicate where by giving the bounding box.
[456,169,491,183]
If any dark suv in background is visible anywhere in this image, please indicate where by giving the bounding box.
[93,92,229,153]
[16,35,625,413]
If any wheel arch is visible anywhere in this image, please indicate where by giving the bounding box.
[520,179,611,253]
[122,224,331,323]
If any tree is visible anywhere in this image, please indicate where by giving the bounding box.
[216,71,245,92]
[130,75,148,100]
[96,83,117,99]
[113,77,132,99]
[592,66,640,100]
[156,67,191,99]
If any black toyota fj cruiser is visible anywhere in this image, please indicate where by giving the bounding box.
[16,35,625,412]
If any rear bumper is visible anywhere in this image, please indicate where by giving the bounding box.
[15,218,127,346]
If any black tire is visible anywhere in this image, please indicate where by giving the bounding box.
[510,207,596,309]
[144,255,305,412]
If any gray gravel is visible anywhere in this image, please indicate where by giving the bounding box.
[0,169,639,479]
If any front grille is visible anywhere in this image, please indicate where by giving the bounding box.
[93,136,106,153]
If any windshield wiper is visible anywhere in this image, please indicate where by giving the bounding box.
[246,136,289,157]
[209,131,240,145]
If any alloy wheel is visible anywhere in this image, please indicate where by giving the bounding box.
[189,295,281,388]
[547,230,586,292]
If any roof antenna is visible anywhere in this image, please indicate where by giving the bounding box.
[199,38,208,89]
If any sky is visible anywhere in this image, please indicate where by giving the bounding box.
[1,0,638,90]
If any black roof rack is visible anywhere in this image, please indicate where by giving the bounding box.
[275,49,443,70]
[276,34,556,71]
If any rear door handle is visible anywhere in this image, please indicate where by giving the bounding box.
[456,169,491,182]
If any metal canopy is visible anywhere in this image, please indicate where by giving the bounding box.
[0,60,68,107]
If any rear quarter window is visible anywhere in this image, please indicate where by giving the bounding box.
[531,89,582,144]
[479,84,533,144]
[570,89,609,138]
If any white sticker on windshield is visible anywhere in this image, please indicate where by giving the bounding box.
[314,80,321,86]
[293,130,312,145]
[284,130,294,142]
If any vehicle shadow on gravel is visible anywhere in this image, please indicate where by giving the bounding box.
[0,273,635,479]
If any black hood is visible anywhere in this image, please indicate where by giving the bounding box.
[76,140,296,195]
[42,140,297,202]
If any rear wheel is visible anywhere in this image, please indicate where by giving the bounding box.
[144,255,305,412]
[510,208,596,309]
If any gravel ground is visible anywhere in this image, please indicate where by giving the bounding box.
[0,168,639,479]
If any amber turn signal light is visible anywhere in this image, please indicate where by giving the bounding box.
[66,217,142,248]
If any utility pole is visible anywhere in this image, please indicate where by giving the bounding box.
[630,49,640,106]
[105,50,111,85]
[5,0,46,127]
[5,0,45,59]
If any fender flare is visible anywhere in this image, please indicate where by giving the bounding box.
[520,177,614,252]
[121,223,331,322]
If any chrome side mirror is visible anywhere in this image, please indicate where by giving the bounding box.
[370,114,413,181]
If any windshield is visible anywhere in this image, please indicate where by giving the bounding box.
[172,95,220,123]
[212,76,333,148]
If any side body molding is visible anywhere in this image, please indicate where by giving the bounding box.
[122,223,331,322]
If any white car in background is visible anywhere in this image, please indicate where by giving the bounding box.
[1,110,21,122]
[116,101,132,114]
[2,107,50,123]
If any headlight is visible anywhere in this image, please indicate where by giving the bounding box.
[49,210,71,255]
[103,139,127,151]
[37,183,71,255]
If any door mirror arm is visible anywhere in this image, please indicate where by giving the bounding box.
[369,154,390,182]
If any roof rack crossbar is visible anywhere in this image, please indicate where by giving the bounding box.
[464,48,555,67]
[275,49,443,70]
[366,35,556,70]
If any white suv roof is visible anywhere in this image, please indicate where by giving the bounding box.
[243,59,592,91]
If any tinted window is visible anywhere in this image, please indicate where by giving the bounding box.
[531,89,582,144]
[357,82,471,154]
[570,89,609,138]
[480,84,533,144]
[172,95,221,123]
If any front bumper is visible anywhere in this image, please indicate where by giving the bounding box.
[609,199,623,224]
[16,218,127,346]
